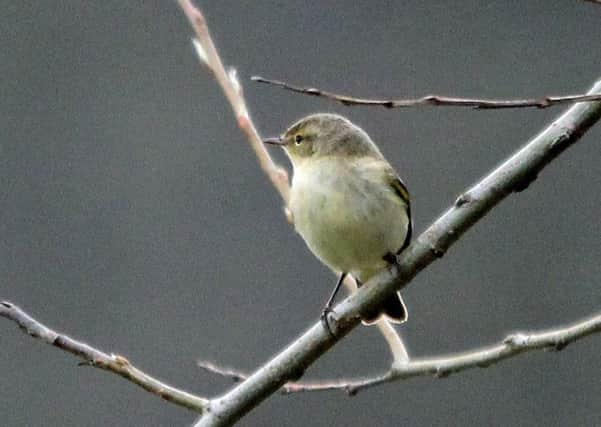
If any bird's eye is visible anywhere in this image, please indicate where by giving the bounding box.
[294,134,304,144]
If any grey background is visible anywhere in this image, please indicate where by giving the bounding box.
[2,1,600,426]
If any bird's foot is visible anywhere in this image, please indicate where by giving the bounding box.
[383,252,401,274]
[320,306,336,337]
[383,252,398,265]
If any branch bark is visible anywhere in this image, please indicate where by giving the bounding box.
[193,80,601,426]
[252,76,601,110]
[198,312,601,395]
[0,301,209,414]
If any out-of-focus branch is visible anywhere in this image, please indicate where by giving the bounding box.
[0,301,209,414]
[252,76,601,110]
[177,0,410,363]
[199,313,601,395]
[177,0,289,205]
[193,80,601,427]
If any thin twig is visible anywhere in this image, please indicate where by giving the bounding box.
[177,0,289,206]
[193,80,601,426]
[252,76,601,110]
[177,0,410,363]
[197,313,601,395]
[197,359,355,394]
[0,301,209,414]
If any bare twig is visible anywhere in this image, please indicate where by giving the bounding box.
[252,76,601,110]
[0,301,209,414]
[347,312,601,394]
[197,359,357,394]
[200,313,601,395]
[177,0,289,206]
[177,0,410,363]
[193,80,601,426]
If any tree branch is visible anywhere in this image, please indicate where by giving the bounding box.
[176,0,289,206]
[251,76,601,110]
[199,313,601,395]
[0,301,209,414]
[193,80,601,426]
[177,0,410,364]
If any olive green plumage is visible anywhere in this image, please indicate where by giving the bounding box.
[266,113,412,324]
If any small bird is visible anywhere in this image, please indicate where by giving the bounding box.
[264,113,412,328]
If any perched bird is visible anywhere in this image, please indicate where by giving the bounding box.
[264,113,412,328]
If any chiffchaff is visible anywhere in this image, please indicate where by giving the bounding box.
[265,113,412,328]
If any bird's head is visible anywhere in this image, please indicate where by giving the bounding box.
[264,113,382,166]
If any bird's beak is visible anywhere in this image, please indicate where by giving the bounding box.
[263,136,287,146]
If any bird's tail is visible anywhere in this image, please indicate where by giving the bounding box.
[361,291,408,325]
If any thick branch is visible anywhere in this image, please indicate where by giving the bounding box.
[197,312,601,394]
[194,81,601,426]
[0,301,209,414]
[252,76,601,110]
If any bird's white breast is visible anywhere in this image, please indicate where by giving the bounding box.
[289,157,409,282]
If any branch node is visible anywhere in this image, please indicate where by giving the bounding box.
[112,354,131,367]
[552,340,567,352]
[434,366,451,378]
[237,115,251,131]
[345,385,358,396]
[423,95,441,105]
[539,97,552,108]
[548,129,574,156]
[504,333,529,348]
[455,192,473,207]
[429,244,445,258]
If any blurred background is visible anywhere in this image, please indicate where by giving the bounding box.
[2,1,600,426]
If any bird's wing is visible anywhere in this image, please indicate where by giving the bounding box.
[385,167,412,253]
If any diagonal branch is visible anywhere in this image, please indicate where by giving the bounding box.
[177,0,410,364]
[252,76,601,110]
[0,301,209,414]
[193,79,601,426]
[177,0,289,206]
[199,313,601,395]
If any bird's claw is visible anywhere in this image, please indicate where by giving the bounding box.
[320,306,336,337]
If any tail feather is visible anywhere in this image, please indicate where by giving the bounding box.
[361,291,408,325]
